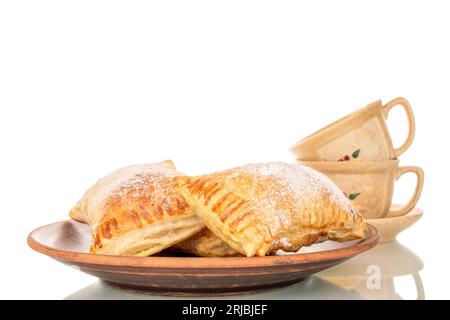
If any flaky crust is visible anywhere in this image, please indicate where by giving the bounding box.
[174,162,367,257]
[174,228,242,257]
[69,160,203,256]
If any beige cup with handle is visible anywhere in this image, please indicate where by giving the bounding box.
[290,97,415,161]
[298,160,424,219]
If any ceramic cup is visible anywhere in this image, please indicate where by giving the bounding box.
[289,97,415,161]
[297,160,424,219]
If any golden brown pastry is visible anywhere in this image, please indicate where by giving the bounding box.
[69,160,204,256]
[174,228,241,257]
[174,162,367,257]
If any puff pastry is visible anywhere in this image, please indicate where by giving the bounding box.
[174,162,367,257]
[69,160,204,256]
[174,228,241,257]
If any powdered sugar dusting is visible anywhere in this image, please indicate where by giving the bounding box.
[111,163,180,198]
[240,162,354,212]
[222,162,359,241]
[94,162,180,200]
[77,161,182,226]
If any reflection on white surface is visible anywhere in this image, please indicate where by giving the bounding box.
[64,240,424,300]
[64,277,362,300]
[317,240,424,300]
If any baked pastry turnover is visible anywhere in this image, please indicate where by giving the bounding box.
[174,228,241,257]
[174,162,367,257]
[69,160,204,256]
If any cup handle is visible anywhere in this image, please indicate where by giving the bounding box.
[412,273,425,300]
[382,97,416,158]
[396,273,425,300]
[388,166,424,217]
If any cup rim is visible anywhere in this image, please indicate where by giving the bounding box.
[289,100,383,155]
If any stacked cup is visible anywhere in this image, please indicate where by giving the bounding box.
[290,98,424,236]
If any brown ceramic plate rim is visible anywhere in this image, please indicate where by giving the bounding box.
[28,220,379,269]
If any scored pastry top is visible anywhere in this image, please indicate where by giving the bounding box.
[175,162,367,257]
[70,160,200,255]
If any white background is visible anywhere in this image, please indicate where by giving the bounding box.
[1,0,449,299]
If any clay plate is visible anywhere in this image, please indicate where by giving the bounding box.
[28,220,379,296]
